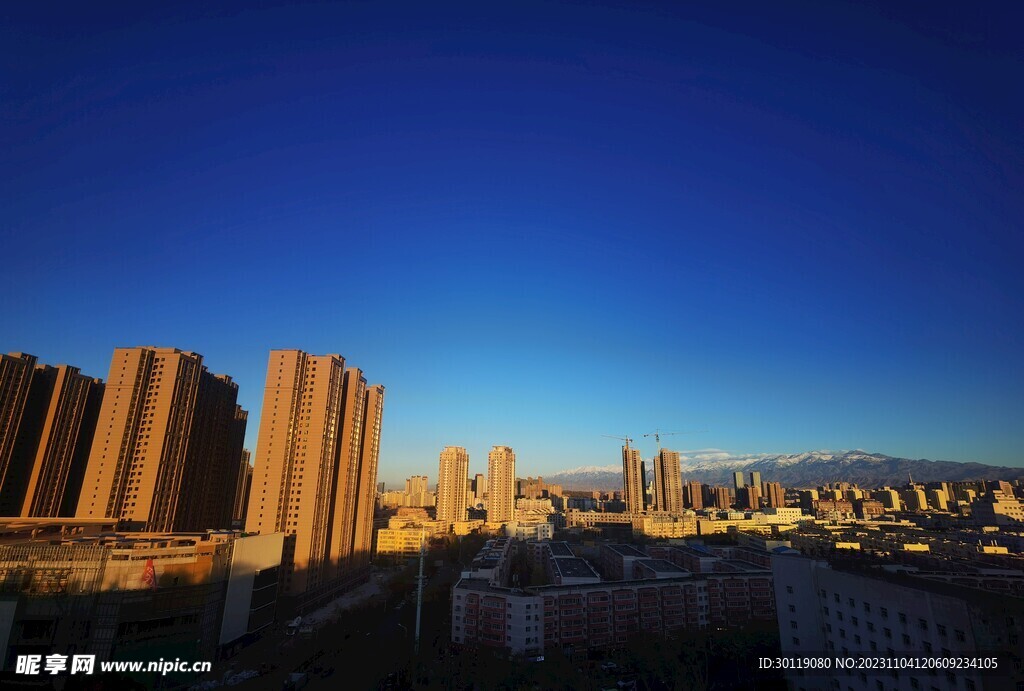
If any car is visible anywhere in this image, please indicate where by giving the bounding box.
[600,662,619,672]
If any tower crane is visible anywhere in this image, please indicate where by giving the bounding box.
[601,434,634,449]
[643,429,707,450]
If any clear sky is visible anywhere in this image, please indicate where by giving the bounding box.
[3,1,1022,487]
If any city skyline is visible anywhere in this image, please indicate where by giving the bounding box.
[4,2,1022,482]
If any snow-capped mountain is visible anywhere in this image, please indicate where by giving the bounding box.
[544,450,1024,490]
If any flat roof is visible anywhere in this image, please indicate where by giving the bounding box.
[549,542,575,557]
[605,544,647,557]
[635,558,686,573]
[553,557,600,579]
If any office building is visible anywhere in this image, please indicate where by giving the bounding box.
[437,446,470,523]
[622,445,646,514]
[0,361,103,517]
[487,445,516,524]
[245,350,383,600]
[652,449,683,514]
[75,347,246,533]
[733,471,745,490]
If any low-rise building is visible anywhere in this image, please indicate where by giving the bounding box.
[772,552,1024,691]
[0,519,283,667]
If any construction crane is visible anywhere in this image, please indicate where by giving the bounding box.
[643,429,707,450]
[601,434,634,449]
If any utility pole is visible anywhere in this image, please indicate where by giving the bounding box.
[414,527,425,656]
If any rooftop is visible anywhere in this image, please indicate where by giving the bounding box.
[604,544,647,558]
[552,557,601,579]
[634,558,687,574]
[548,542,575,558]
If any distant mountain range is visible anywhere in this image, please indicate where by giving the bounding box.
[544,450,1024,491]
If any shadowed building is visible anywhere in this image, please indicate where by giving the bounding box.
[352,383,384,570]
[0,358,104,517]
[0,353,37,505]
[233,449,253,525]
[13,365,103,517]
[328,367,367,577]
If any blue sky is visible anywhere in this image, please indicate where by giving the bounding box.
[3,1,1022,486]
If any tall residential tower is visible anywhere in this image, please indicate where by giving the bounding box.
[437,446,469,523]
[622,445,646,514]
[75,347,245,532]
[652,449,683,514]
[245,350,383,598]
[487,446,516,524]
[0,356,104,517]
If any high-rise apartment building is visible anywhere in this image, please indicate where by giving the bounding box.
[0,358,104,517]
[622,446,646,514]
[749,471,761,489]
[652,449,683,514]
[740,484,762,510]
[406,475,428,495]
[233,449,253,523]
[437,446,470,523]
[487,446,516,524]
[471,473,486,508]
[684,480,703,510]
[352,383,384,570]
[75,347,245,533]
[708,485,732,510]
[245,350,383,598]
[0,353,37,503]
[761,481,784,509]
[14,366,104,517]
[328,367,367,577]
